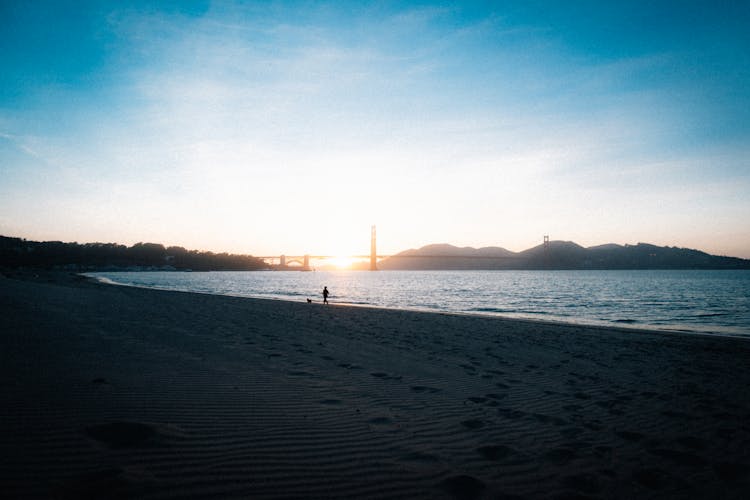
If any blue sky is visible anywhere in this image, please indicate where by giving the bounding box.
[1,1,749,257]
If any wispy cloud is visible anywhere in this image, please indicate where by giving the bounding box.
[1,2,748,256]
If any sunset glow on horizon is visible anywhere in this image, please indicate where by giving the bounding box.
[325,256,358,270]
[1,2,749,258]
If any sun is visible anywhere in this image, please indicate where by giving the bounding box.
[328,256,355,269]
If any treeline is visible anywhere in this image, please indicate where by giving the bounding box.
[0,236,269,271]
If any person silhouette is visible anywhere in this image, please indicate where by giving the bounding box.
[323,286,329,304]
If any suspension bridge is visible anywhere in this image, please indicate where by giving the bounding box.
[257,226,383,271]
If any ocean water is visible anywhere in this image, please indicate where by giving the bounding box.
[88,270,750,336]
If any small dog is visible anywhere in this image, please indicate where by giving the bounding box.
[306,298,312,303]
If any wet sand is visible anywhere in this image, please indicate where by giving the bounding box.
[1,272,749,499]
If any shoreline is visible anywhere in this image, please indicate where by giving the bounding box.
[84,271,749,340]
[2,271,750,499]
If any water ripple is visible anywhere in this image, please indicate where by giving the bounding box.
[88,270,750,337]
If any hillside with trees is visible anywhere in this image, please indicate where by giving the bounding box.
[0,236,269,271]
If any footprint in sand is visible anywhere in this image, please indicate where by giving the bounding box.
[458,365,478,377]
[531,413,567,426]
[647,448,707,467]
[584,420,604,431]
[616,430,644,442]
[460,419,485,430]
[86,422,157,449]
[661,409,694,419]
[715,427,735,439]
[543,446,576,464]
[399,451,442,464]
[411,386,442,394]
[559,427,583,439]
[595,399,619,410]
[477,444,515,461]
[368,416,392,425]
[675,436,706,451]
[485,393,507,401]
[438,474,485,500]
[338,363,363,370]
[714,461,750,481]
[594,445,612,457]
[633,467,673,490]
[319,399,342,406]
[560,472,601,495]
[367,416,402,433]
[57,467,149,499]
[497,408,526,420]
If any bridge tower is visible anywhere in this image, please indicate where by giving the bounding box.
[370,225,378,271]
[303,254,310,270]
[280,255,286,267]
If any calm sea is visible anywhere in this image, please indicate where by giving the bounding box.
[88,270,750,337]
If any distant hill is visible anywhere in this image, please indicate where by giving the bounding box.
[378,241,750,270]
[396,243,516,258]
[379,243,520,270]
[0,235,269,271]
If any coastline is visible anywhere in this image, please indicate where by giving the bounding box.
[85,270,749,339]
[2,271,750,498]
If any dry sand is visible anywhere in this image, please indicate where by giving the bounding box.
[1,272,749,499]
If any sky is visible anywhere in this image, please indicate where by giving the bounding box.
[1,0,749,258]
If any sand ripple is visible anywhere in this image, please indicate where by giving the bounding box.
[2,273,750,498]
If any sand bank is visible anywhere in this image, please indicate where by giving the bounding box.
[1,272,749,499]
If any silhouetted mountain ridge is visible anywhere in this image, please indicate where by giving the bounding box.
[379,241,750,270]
[399,243,515,258]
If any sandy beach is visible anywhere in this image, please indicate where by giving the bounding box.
[1,272,749,499]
